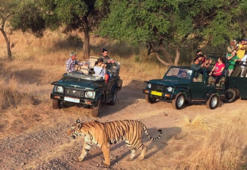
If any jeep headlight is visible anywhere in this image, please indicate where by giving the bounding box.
[85,91,95,99]
[166,87,173,92]
[147,83,152,88]
[55,86,64,93]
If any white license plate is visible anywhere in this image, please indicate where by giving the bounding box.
[64,97,80,103]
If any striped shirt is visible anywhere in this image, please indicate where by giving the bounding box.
[65,58,84,72]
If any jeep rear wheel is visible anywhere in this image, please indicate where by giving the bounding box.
[206,94,219,109]
[145,94,157,103]
[90,99,101,117]
[109,91,117,105]
[172,93,185,110]
[224,88,237,103]
[52,100,60,109]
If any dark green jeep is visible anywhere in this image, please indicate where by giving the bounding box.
[143,66,225,109]
[224,76,247,102]
[50,60,122,117]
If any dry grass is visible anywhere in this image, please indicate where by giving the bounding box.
[174,111,247,170]
[1,29,247,169]
[0,76,36,110]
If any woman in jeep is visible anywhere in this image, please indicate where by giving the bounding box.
[209,57,226,85]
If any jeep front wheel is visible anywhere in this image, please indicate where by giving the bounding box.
[206,94,219,109]
[52,100,60,109]
[224,88,237,103]
[90,99,101,117]
[145,94,157,103]
[172,93,185,110]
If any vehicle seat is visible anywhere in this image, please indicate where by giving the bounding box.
[218,77,225,86]
[193,73,203,82]
[79,65,89,75]
[208,76,215,86]
[88,56,99,69]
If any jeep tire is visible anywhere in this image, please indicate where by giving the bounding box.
[109,91,117,105]
[52,99,60,109]
[145,94,157,103]
[90,98,101,117]
[206,94,219,109]
[172,93,185,110]
[224,88,237,103]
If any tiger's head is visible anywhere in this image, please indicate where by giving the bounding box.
[67,119,83,139]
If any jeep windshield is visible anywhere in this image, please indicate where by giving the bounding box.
[164,67,193,80]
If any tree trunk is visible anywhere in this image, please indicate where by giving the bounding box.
[150,42,174,66]
[158,46,173,63]
[82,16,90,59]
[174,48,180,66]
[0,28,12,60]
[154,52,172,66]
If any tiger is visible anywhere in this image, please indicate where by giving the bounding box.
[67,119,162,168]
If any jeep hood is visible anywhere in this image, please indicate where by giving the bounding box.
[147,78,189,86]
[54,79,104,90]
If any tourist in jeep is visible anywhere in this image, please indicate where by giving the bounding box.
[191,58,204,81]
[100,48,115,64]
[65,52,87,73]
[226,49,239,76]
[177,70,188,79]
[209,57,226,85]
[94,58,107,80]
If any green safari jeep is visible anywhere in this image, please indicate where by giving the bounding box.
[224,76,247,103]
[50,60,122,117]
[143,66,225,109]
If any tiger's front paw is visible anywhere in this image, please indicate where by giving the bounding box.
[97,163,110,168]
[138,157,144,161]
[126,158,134,161]
[72,157,83,162]
[78,156,84,162]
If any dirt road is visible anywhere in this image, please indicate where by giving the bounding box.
[0,84,246,170]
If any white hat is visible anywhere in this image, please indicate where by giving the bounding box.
[70,52,76,57]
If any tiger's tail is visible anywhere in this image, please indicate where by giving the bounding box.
[142,123,162,141]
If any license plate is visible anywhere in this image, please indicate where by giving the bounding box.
[64,97,80,103]
[151,91,162,96]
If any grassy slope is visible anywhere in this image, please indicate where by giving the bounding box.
[0,30,247,170]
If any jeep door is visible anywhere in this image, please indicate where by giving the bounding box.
[189,71,210,101]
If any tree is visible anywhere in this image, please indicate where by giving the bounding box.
[0,0,18,60]
[11,0,109,59]
[98,0,247,66]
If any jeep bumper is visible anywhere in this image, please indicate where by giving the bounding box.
[50,93,98,107]
[143,89,174,100]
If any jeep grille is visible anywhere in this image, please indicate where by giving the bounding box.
[65,88,84,97]
[151,84,165,91]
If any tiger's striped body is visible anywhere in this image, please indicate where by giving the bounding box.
[67,119,162,168]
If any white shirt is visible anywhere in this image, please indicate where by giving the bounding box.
[241,55,247,69]
[94,66,106,78]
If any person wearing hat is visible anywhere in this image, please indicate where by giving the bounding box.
[236,39,247,59]
[65,52,87,73]
[227,40,238,54]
